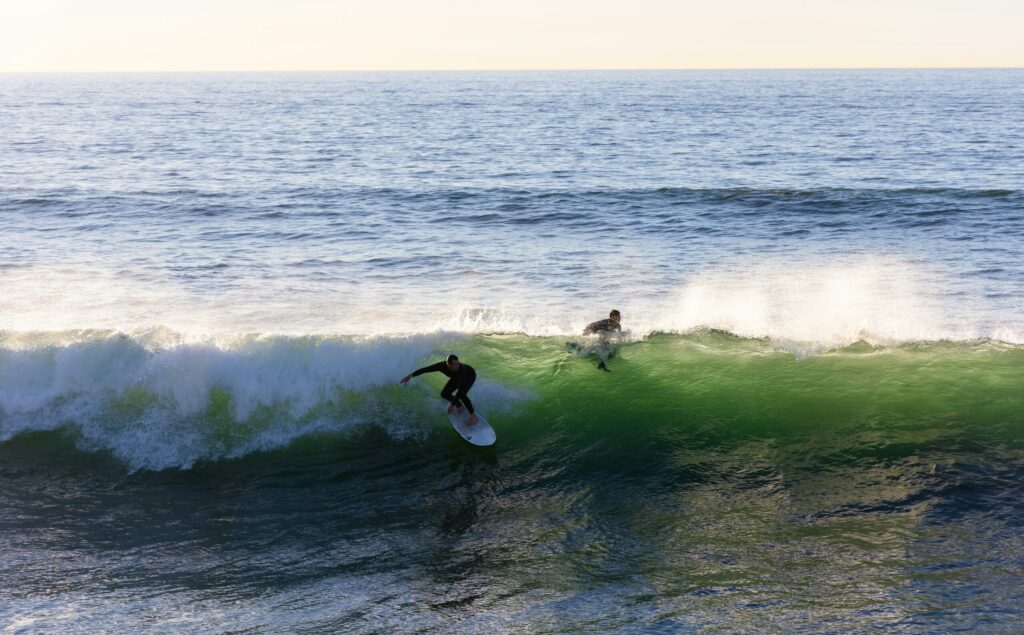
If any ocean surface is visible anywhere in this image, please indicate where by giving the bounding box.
[1,70,1023,633]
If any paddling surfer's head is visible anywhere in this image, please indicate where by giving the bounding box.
[445,354,461,371]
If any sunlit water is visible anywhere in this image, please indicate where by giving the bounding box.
[1,70,1023,633]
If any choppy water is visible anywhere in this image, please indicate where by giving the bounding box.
[1,70,1023,633]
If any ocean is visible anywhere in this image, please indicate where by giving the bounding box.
[1,69,1023,632]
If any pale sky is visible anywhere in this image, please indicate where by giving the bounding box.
[3,0,1022,72]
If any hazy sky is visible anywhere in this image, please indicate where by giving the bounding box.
[3,0,1022,72]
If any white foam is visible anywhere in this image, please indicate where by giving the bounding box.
[0,330,528,470]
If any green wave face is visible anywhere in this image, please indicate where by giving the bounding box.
[459,333,1024,451]
[362,333,1024,627]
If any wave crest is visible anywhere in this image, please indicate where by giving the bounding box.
[0,331,527,470]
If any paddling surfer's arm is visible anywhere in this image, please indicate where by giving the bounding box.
[583,319,621,335]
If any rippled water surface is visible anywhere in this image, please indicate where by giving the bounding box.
[2,70,1022,337]
[1,70,1023,633]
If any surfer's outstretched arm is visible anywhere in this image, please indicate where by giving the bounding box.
[400,362,446,384]
[410,362,446,377]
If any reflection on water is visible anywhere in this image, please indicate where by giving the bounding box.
[2,410,1024,632]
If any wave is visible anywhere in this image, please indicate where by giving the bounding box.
[6,186,1020,220]
[0,330,528,470]
[2,329,1022,471]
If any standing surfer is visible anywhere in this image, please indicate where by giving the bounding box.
[401,354,479,425]
[583,309,622,371]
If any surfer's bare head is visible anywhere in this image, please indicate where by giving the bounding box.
[610,310,621,322]
[445,354,460,370]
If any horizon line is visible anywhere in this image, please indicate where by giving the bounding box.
[2,65,1022,75]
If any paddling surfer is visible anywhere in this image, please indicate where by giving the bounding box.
[583,309,622,336]
[583,309,622,371]
[401,354,479,425]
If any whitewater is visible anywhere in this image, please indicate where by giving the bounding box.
[3,251,1021,471]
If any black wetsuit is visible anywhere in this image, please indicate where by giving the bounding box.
[410,362,477,414]
[583,318,621,335]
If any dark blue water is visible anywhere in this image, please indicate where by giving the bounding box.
[1,70,1023,633]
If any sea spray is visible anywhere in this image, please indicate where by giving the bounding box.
[2,258,1021,347]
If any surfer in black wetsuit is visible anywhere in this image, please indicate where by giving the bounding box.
[401,354,479,425]
[582,310,622,371]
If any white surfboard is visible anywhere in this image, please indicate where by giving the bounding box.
[446,405,496,446]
